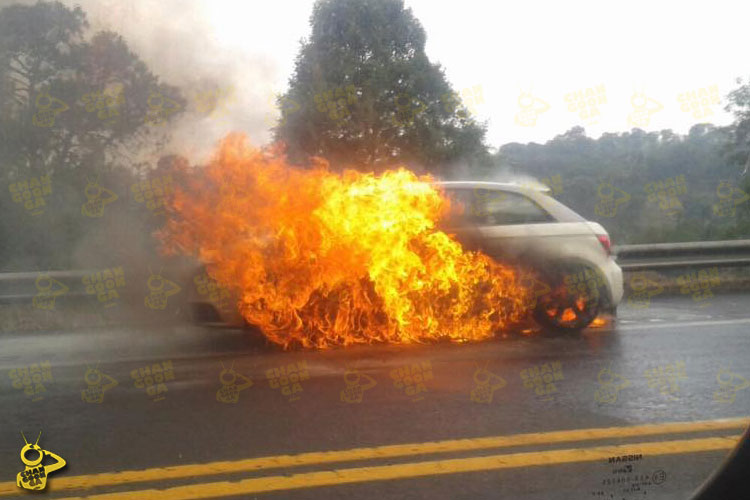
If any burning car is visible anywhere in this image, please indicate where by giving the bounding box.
[437,181,623,331]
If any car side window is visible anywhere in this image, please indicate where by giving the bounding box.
[472,189,554,225]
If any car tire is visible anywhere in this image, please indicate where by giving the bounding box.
[532,262,603,332]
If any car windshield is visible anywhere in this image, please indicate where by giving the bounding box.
[1,1,749,499]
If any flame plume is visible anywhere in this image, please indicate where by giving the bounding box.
[161,134,529,348]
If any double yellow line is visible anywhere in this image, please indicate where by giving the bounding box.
[1,417,745,499]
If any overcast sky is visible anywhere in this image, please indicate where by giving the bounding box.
[50,0,749,161]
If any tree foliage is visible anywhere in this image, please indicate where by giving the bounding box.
[275,0,489,176]
[0,1,185,269]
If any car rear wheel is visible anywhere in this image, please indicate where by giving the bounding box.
[532,264,602,332]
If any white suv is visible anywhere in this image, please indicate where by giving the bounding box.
[437,181,623,331]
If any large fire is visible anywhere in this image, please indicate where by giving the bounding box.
[161,134,530,348]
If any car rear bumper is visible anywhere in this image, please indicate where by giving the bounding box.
[602,258,624,307]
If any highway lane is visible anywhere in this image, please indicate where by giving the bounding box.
[1,292,749,499]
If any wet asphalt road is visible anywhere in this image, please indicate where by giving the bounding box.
[1,292,749,499]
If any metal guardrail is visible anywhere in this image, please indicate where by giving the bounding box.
[614,239,750,271]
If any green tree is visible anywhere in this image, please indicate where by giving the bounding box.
[0,1,186,269]
[275,0,489,176]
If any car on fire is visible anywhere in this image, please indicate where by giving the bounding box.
[437,181,623,331]
[187,180,623,333]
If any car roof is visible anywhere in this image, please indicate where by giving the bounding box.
[435,180,552,193]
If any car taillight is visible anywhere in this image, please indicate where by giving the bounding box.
[597,234,611,255]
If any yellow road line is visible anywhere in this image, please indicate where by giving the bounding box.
[0,417,745,496]
[55,435,741,500]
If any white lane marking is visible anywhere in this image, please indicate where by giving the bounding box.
[619,317,750,331]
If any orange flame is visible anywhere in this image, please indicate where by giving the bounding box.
[161,134,530,348]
